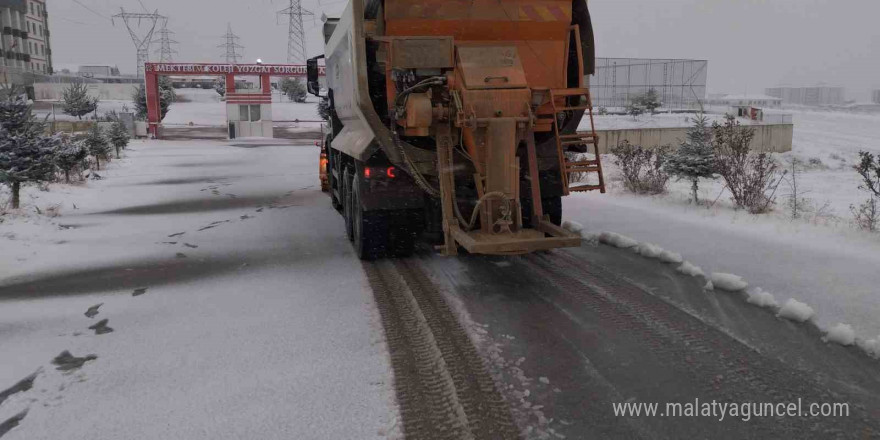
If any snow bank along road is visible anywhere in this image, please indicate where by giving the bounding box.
[1,138,879,439]
[418,245,880,438]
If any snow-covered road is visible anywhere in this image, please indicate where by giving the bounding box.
[0,140,399,439]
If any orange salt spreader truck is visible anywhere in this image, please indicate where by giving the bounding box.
[307,0,605,259]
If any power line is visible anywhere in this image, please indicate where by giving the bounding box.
[218,23,244,64]
[136,0,149,13]
[71,0,111,21]
[112,8,166,77]
[277,0,313,64]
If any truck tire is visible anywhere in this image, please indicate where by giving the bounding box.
[521,195,563,228]
[543,195,563,226]
[351,176,386,260]
[343,168,354,242]
[387,210,420,257]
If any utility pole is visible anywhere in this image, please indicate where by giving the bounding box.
[112,8,166,77]
[153,20,178,63]
[277,0,313,64]
[219,23,244,64]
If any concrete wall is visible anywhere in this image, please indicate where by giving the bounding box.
[594,124,794,154]
[34,83,139,101]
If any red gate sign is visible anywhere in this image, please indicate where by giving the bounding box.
[145,63,325,75]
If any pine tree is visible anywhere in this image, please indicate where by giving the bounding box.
[83,124,111,170]
[61,82,99,120]
[133,77,175,121]
[664,115,716,204]
[108,122,130,159]
[280,78,307,103]
[54,137,88,183]
[632,88,662,114]
[214,77,226,97]
[0,87,57,209]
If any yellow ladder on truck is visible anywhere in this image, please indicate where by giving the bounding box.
[550,88,606,195]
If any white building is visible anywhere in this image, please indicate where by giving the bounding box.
[765,86,845,106]
[707,94,783,108]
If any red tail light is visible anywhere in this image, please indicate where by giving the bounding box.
[363,167,396,179]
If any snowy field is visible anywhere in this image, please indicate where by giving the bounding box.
[33,88,322,126]
[0,140,398,439]
[567,109,880,341]
[587,112,758,130]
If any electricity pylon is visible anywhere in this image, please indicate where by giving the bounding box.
[219,23,244,64]
[153,21,178,63]
[277,0,313,64]
[112,8,166,77]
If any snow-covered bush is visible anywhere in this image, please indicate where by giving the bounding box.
[851,151,880,232]
[108,121,130,159]
[712,115,784,214]
[664,115,716,204]
[632,88,661,114]
[280,78,307,103]
[851,197,879,232]
[0,87,58,209]
[855,151,880,197]
[61,82,99,120]
[611,141,670,194]
[133,77,175,121]
[214,77,226,97]
[53,136,88,183]
[0,128,58,209]
[83,124,111,170]
[627,103,644,120]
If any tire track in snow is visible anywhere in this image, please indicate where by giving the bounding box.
[364,259,520,440]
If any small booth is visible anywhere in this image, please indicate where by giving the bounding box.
[143,62,324,139]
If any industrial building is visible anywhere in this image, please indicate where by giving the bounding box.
[765,86,846,106]
[873,90,880,105]
[589,58,708,110]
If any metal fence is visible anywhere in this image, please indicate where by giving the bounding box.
[589,58,708,110]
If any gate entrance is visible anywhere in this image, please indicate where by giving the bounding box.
[144,62,325,139]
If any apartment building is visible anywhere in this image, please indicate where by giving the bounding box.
[0,0,52,74]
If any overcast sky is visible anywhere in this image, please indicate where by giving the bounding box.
[49,0,880,100]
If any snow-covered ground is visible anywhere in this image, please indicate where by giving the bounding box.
[567,108,880,341]
[0,140,398,439]
[164,89,322,126]
[32,88,322,126]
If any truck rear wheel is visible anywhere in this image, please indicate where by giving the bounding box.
[352,175,386,260]
[521,195,563,228]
